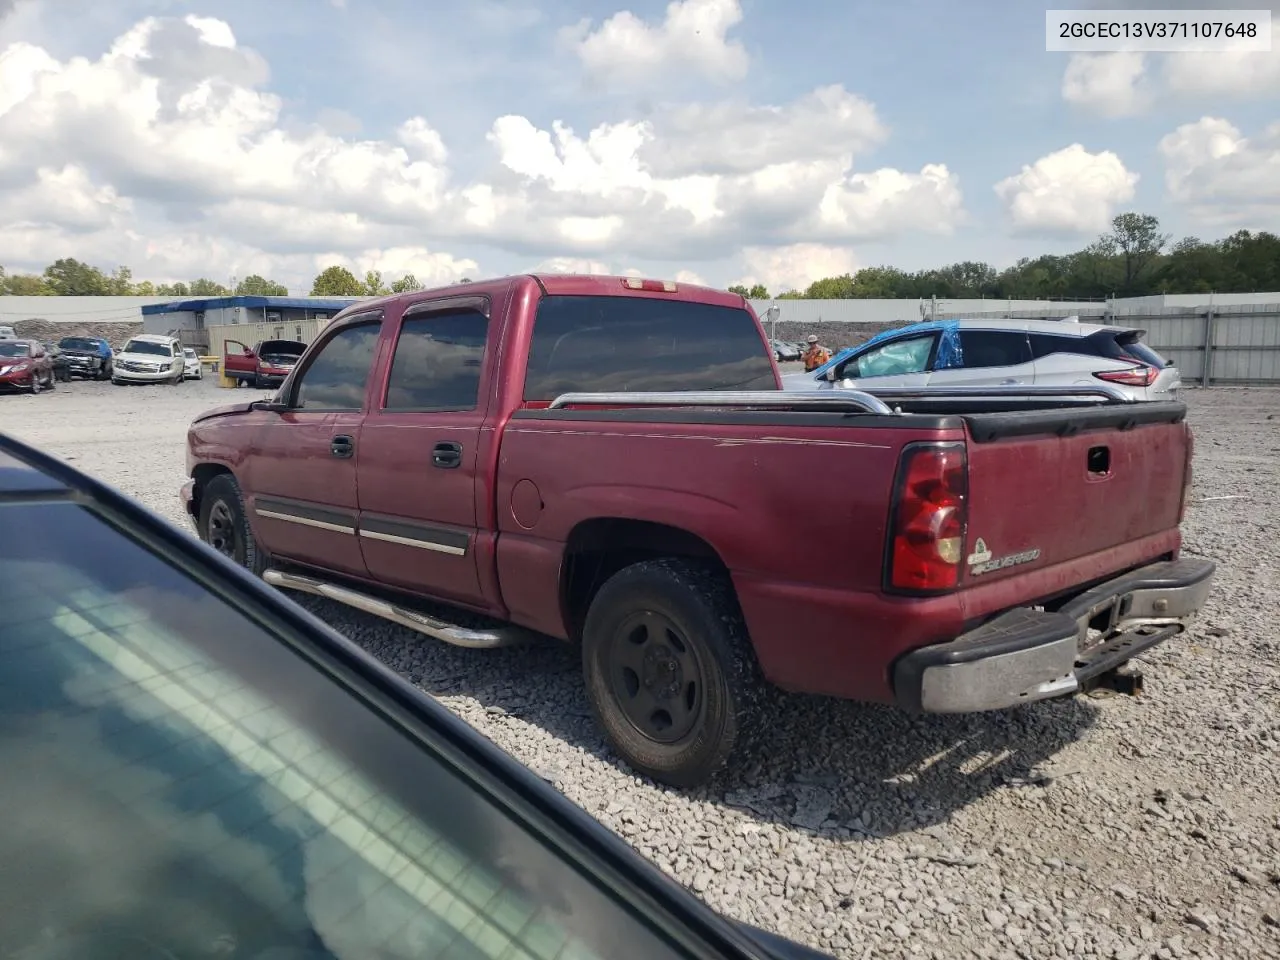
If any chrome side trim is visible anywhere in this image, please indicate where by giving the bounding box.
[547,390,895,415]
[262,569,530,649]
[358,528,467,556]
[256,509,354,535]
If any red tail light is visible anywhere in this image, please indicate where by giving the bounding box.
[1094,364,1157,387]
[887,443,968,593]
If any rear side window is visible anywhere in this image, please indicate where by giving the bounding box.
[384,310,488,411]
[1029,333,1093,360]
[523,295,776,400]
[956,330,1031,368]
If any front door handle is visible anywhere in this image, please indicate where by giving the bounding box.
[1000,378,1023,385]
[330,435,354,459]
[432,441,462,469]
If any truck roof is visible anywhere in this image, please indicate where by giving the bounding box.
[333,274,750,322]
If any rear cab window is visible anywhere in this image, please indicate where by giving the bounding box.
[522,295,776,400]
[384,304,489,412]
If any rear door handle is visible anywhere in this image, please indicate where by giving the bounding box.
[432,441,462,469]
[330,435,354,459]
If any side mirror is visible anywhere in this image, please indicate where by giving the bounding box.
[250,398,289,413]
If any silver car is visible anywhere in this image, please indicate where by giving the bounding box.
[782,317,1181,402]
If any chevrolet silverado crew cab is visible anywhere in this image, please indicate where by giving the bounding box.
[182,274,1215,788]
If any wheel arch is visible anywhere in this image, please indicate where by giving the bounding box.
[559,517,733,644]
[189,462,235,521]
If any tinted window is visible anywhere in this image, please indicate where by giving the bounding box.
[956,330,1031,368]
[523,295,775,400]
[0,342,31,357]
[293,320,381,411]
[1090,331,1168,369]
[839,334,935,378]
[1028,333,1090,359]
[59,337,99,351]
[0,499,688,960]
[384,310,487,411]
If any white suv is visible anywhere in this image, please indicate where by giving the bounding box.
[783,317,1181,402]
[112,335,186,386]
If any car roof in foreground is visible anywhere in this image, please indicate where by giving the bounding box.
[0,429,818,960]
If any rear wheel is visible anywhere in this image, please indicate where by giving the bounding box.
[198,474,268,575]
[581,559,766,788]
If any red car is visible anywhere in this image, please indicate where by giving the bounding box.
[0,338,56,394]
[182,274,1213,787]
[223,338,307,389]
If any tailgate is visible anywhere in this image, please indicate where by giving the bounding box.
[959,404,1189,586]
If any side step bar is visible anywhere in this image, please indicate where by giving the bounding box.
[263,569,531,649]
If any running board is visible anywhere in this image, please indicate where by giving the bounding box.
[263,569,531,649]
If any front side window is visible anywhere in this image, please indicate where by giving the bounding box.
[0,499,691,960]
[955,330,1031,369]
[292,319,381,411]
[841,334,936,378]
[384,309,488,411]
[523,295,776,400]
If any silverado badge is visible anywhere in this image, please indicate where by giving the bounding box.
[967,537,1041,576]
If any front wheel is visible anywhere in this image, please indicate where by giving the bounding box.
[581,559,765,788]
[198,474,268,575]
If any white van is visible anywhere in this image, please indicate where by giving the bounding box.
[112,334,186,385]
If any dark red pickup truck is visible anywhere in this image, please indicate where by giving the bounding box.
[182,274,1214,787]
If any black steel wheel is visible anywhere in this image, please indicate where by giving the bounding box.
[198,473,268,575]
[582,559,766,788]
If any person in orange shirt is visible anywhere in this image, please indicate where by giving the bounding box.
[802,335,831,372]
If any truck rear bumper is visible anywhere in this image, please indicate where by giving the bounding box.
[892,557,1216,713]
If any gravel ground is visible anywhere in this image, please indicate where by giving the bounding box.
[3,376,1278,960]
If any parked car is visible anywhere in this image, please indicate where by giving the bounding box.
[0,324,16,339]
[223,338,307,389]
[0,428,833,960]
[182,274,1213,788]
[0,338,56,393]
[42,341,72,382]
[183,346,204,380]
[56,335,115,380]
[783,318,1181,401]
[112,334,186,385]
[771,339,801,361]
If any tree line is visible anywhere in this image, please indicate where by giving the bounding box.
[728,214,1280,301]
[2,214,1276,302]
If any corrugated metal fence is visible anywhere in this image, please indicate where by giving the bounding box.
[204,318,332,363]
[935,302,1280,386]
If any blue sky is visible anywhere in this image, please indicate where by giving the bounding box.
[0,0,1275,293]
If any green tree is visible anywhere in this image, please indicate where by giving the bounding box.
[43,258,111,295]
[235,274,289,296]
[188,278,231,296]
[311,265,364,296]
[108,266,135,295]
[157,282,191,297]
[728,283,770,299]
[133,280,158,296]
[2,271,54,295]
[1103,212,1170,292]
[391,273,423,293]
[363,270,390,296]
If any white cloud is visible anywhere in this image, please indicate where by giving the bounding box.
[1062,24,1280,115]
[735,244,860,294]
[1061,53,1152,118]
[1159,117,1280,222]
[531,257,613,274]
[0,11,964,291]
[993,144,1138,236]
[560,0,748,88]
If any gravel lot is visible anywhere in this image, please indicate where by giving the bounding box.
[3,376,1278,960]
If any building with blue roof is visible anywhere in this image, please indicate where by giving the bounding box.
[141,295,361,346]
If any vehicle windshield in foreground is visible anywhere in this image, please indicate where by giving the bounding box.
[0,342,31,357]
[58,337,100,351]
[121,339,172,356]
[0,436,814,960]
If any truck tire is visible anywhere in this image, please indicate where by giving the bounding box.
[581,559,765,788]
[199,474,269,576]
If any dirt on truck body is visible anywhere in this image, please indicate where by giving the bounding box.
[182,273,1214,787]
